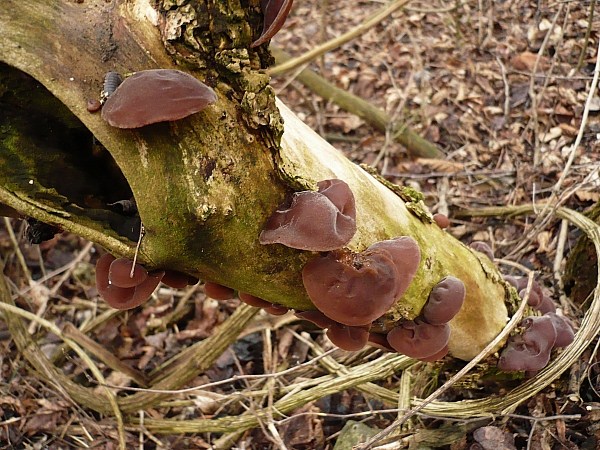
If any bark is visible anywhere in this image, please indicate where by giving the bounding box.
[0,0,510,360]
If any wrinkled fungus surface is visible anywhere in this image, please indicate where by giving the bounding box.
[260,179,356,251]
[497,316,557,372]
[302,237,420,326]
[545,313,575,348]
[102,69,217,128]
[386,320,450,359]
[422,276,465,325]
[251,0,294,47]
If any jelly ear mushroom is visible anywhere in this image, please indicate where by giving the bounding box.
[101,69,217,129]
[497,316,557,372]
[161,270,197,289]
[108,258,147,288]
[259,179,356,251]
[326,323,369,351]
[302,237,420,326]
[470,241,494,261]
[432,213,450,229]
[545,312,575,348]
[251,0,294,48]
[204,282,236,300]
[421,276,465,325]
[386,320,451,359]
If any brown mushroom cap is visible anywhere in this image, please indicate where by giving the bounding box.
[161,270,194,289]
[537,295,556,314]
[386,320,451,359]
[497,316,557,372]
[470,241,494,260]
[238,292,272,308]
[259,179,356,251]
[418,345,449,362]
[204,282,236,300]
[96,254,135,305]
[432,213,450,229]
[295,310,335,328]
[108,258,148,288]
[251,0,294,48]
[101,69,217,128]
[264,304,289,316]
[545,312,575,348]
[421,276,466,325]
[302,237,420,326]
[326,323,369,351]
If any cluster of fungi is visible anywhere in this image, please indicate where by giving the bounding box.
[468,242,575,373]
[84,0,574,372]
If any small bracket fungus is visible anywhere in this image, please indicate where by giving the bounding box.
[259,179,356,251]
[326,323,369,351]
[95,254,164,310]
[204,282,236,300]
[545,312,575,348]
[108,258,147,288]
[432,213,450,229]
[161,270,197,289]
[251,0,294,48]
[497,316,557,372]
[386,320,451,360]
[469,241,494,261]
[101,69,217,128]
[421,276,466,325]
[302,237,420,326]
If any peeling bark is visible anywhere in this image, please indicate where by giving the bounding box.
[0,0,510,360]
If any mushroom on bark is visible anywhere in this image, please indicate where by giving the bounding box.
[101,69,217,128]
[302,236,420,326]
[421,276,466,325]
[260,179,356,251]
[497,316,557,372]
[386,319,451,360]
[251,0,294,48]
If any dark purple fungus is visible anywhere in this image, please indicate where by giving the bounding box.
[251,0,294,48]
[302,237,420,326]
[86,99,102,113]
[326,323,369,351]
[295,310,335,329]
[545,312,575,348]
[418,345,449,362]
[497,316,557,372]
[367,332,395,352]
[421,276,466,325]
[121,270,164,310]
[238,292,272,308]
[470,241,494,260]
[96,253,136,307]
[432,213,450,229]
[537,295,556,314]
[259,179,356,251]
[264,304,289,315]
[161,270,194,289]
[386,320,451,359]
[101,69,217,128]
[204,282,236,300]
[108,258,148,288]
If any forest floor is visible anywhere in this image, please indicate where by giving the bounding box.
[1,0,600,449]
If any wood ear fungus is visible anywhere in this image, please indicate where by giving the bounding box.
[259,179,356,251]
[251,0,294,48]
[421,276,465,325]
[203,282,236,300]
[302,236,420,326]
[95,254,164,310]
[101,69,217,128]
[386,320,451,360]
[326,323,369,351]
[498,316,557,372]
